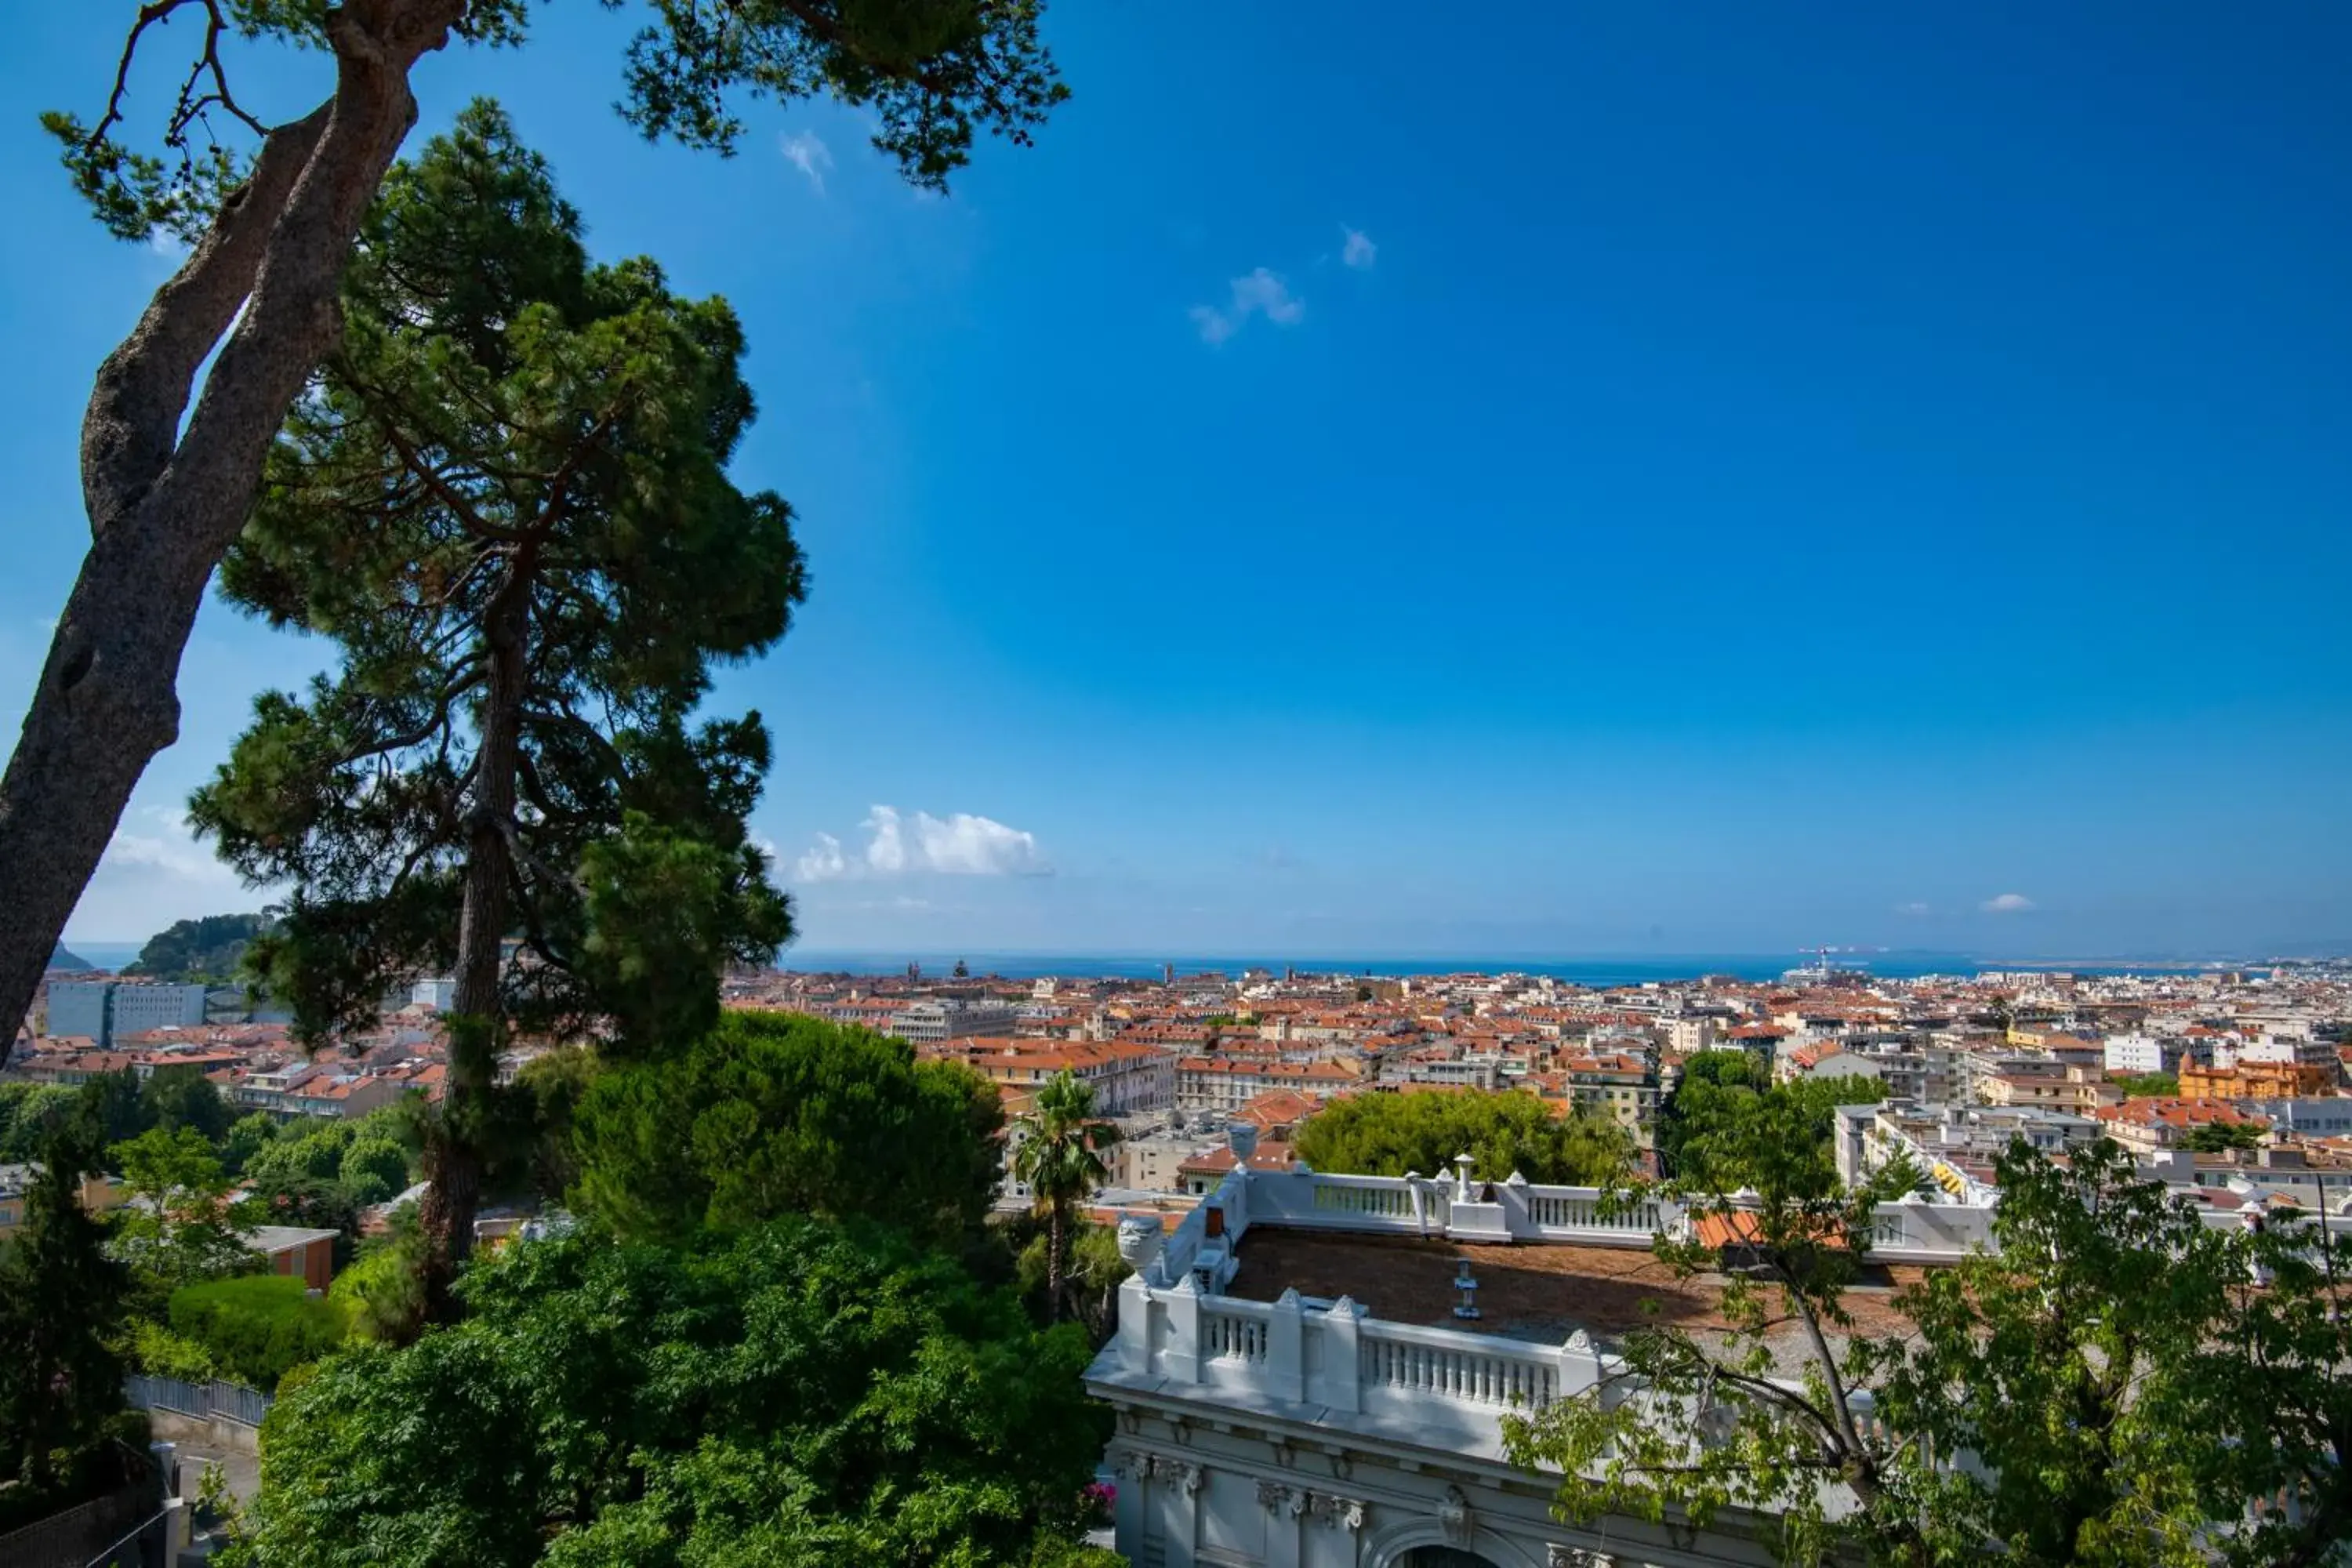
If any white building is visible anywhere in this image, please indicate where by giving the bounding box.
[45,980,209,1047]
[891,1000,1021,1043]
[2101,1034,2169,1075]
[1084,1159,2041,1568]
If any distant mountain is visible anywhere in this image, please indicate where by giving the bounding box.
[122,912,275,984]
[47,942,93,971]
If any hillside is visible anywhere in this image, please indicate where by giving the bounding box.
[122,913,274,984]
[47,942,93,971]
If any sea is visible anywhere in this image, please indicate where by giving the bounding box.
[775,950,2253,987]
[53,940,2273,986]
[55,941,147,972]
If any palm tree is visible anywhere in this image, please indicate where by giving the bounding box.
[1011,1071,1123,1320]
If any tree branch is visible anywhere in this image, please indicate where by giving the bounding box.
[81,99,331,532]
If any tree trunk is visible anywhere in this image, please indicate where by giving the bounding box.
[418,561,528,1318]
[0,1,460,1047]
[1047,1200,1068,1322]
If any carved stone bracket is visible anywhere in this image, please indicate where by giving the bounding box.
[1152,1457,1203,1497]
[1256,1481,1305,1516]
[1548,1549,1616,1568]
[1302,1492,1365,1530]
[1438,1484,1473,1544]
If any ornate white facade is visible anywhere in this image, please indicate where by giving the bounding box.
[1086,1166,1789,1568]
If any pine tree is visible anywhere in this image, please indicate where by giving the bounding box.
[191,103,799,1315]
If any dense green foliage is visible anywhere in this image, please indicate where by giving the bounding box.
[1294,1087,1631,1185]
[1011,1072,1122,1320]
[1,1067,240,1162]
[124,912,274,982]
[169,1272,347,1392]
[2114,1070,2179,1098]
[0,1113,136,1511]
[231,1218,1113,1568]
[327,1230,428,1347]
[1507,1109,2352,1567]
[1656,1049,1884,1184]
[488,1047,600,1205]
[239,1106,416,1234]
[572,1011,1003,1245]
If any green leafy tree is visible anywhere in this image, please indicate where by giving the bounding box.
[2183,1119,2266,1154]
[2174,1200,2352,1564]
[110,1124,263,1290]
[221,1110,279,1177]
[1657,1050,1882,1182]
[1507,1127,2352,1566]
[339,1136,411,1207]
[2,0,1069,1057]
[0,1116,132,1496]
[1016,1217,1127,1343]
[124,911,274,982]
[241,1121,356,1192]
[79,1065,156,1149]
[232,1218,1112,1567]
[1011,1072,1122,1322]
[0,1083,84,1162]
[328,1225,430,1347]
[141,1062,234,1142]
[1294,1087,1631,1186]
[189,105,801,1311]
[572,1011,1004,1247]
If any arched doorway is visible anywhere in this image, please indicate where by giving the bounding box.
[1399,1549,1502,1568]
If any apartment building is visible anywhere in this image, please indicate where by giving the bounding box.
[46,980,209,1047]
[891,999,1021,1043]
[927,1037,1175,1115]
[1553,1051,1659,1135]
[1175,1057,1360,1113]
[2180,1060,2335,1102]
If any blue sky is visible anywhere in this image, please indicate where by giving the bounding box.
[4,2,2347,959]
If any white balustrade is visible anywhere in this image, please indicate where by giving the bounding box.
[1201,1300,1271,1364]
[1359,1322,1561,1410]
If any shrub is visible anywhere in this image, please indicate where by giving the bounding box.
[168,1272,347,1390]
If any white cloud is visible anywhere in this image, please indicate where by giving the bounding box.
[780,129,835,194]
[1981,892,2037,914]
[1190,267,1304,344]
[1341,227,1377,269]
[101,807,238,886]
[1893,902,1931,917]
[67,804,266,940]
[793,831,848,882]
[793,805,1049,882]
